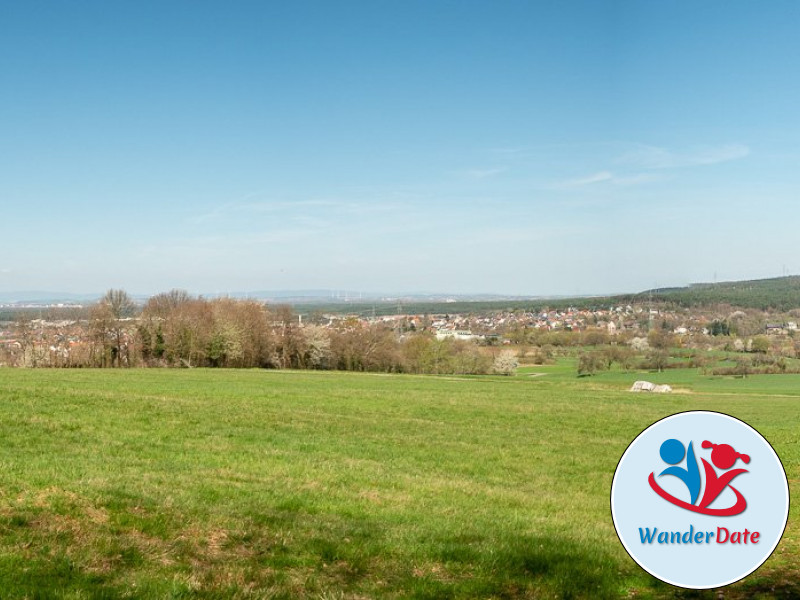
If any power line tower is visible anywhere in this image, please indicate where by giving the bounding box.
[396,300,403,338]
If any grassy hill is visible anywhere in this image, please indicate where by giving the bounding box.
[1,367,798,598]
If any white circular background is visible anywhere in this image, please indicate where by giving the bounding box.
[611,411,789,589]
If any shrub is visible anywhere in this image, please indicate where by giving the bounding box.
[493,350,519,376]
[577,351,607,377]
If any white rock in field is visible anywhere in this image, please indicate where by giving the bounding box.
[630,381,672,393]
[630,381,656,392]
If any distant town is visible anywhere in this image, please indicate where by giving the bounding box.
[3,277,800,376]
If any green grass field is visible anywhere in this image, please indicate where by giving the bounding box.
[0,365,798,599]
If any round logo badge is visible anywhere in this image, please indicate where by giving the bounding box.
[610,411,789,589]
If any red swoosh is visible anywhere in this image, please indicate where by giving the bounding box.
[648,472,747,516]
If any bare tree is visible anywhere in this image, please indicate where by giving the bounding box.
[96,289,137,367]
[14,314,35,367]
[144,289,191,319]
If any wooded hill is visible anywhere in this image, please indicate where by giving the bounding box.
[297,276,800,316]
[638,275,800,312]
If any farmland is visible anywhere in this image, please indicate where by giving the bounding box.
[0,366,798,598]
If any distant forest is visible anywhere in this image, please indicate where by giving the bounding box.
[300,276,800,316]
[643,276,800,311]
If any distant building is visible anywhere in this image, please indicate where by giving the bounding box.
[766,324,787,335]
[435,329,480,341]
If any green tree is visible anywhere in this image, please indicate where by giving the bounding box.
[644,349,670,373]
[577,351,607,377]
[709,320,730,336]
[750,335,770,354]
[734,356,752,378]
[602,345,635,370]
[154,325,166,359]
[138,325,152,362]
[647,329,675,350]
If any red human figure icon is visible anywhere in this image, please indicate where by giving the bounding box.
[698,441,750,510]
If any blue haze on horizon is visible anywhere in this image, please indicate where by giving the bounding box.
[1,1,799,296]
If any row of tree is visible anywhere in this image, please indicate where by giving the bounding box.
[8,289,517,375]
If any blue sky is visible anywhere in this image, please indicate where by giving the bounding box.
[2,1,799,296]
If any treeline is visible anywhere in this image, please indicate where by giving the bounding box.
[9,289,501,374]
[372,276,800,314]
[643,276,800,312]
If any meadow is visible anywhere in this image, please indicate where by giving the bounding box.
[0,365,798,599]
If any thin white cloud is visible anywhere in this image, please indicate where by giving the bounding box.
[610,173,665,186]
[190,194,409,225]
[553,142,747,189]
[554,170,664,189]
[616,143,750,170]
[190,197,342,224]
[557,171,614,188]
[457,166,509,179]
[488,147,528,155]
[236,199,341,212]
[137,228,321,261]
[431,224,589,251]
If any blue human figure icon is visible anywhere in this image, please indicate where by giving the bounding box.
[658,439,701,505]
